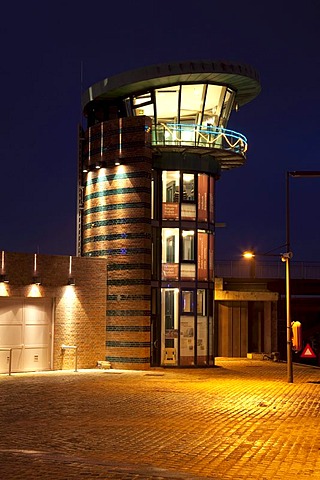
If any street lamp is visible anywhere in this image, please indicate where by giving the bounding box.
[242,171,320,383]
[242,247,293,382]
[243,251,256,277]
[285,170,320,383]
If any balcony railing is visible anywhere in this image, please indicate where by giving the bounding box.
[215,260,320,279]
[152,123,247,156]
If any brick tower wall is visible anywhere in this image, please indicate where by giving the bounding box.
[82,116,153,369]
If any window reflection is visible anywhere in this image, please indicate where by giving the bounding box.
[161,288,179,365]
[162,228,179,280]
[197,289,206,315]
[182,174,194,201]
[162,171,179,220]
[130,83,237,152]
[182,290,194,314]
[131,83,235,128]
[182,230,194,261]
[132,92,154,117]
[156,87,179,123]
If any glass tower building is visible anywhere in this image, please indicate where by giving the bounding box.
[78,60,261,369]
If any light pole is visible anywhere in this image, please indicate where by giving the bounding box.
[285,170,320,383]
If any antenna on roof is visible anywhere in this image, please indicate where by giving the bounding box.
[80,60,84,127]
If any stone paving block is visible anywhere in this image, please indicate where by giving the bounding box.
[0,360,320,479]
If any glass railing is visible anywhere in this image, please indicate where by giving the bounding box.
[152,123,247,156]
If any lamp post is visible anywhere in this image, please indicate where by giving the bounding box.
[285,170,320,383]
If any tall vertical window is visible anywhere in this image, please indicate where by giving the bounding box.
[182,173,195,201]
[221,89,235,126]
[182,290,194,314]
[162,171,179,220]
[197,289,208,364]
[197,289,206,316]
[180,290,195,365]
[161,288,179,366]
[182,230,195,261]
[181,230,195,280]
[181,173,196,220]
[162,228,179,280]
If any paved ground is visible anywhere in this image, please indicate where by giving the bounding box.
[0,359,320,479]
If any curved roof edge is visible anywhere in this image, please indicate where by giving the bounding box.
[82,60,261,112]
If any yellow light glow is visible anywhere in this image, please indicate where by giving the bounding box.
[0,283,9,296]
[183,174,194,182]
[243,251,255,259]
[63,285,77,301]
[27,285,42,297]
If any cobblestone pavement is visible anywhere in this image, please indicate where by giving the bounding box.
[1,359,320,479]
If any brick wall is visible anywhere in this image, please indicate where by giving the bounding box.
[0,252,106,370]
[82,116,152,369]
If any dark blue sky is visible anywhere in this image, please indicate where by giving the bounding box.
[1,1,319,261]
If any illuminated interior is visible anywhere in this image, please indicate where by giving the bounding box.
[132,84,234,127]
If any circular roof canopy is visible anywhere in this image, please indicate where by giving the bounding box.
[82,60,261,114]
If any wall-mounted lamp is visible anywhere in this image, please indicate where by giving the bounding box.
[0,273,9,283]
[33,254,41,285]
[1,251,8,283]
[32,275,42,285]
[68,256,75,286]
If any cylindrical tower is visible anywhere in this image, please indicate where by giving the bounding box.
[79,60,261,369]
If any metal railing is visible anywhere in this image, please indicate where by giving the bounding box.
[152,123,247,156]
[215,260,320,279]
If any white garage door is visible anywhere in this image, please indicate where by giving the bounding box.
[0,298,53,373]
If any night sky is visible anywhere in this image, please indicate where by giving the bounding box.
[1,1,319,262]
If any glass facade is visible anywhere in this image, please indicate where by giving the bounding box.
[126,83,247,155]
[132,84,235,128]
[153,167,215,367]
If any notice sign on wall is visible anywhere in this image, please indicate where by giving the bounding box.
[198,174,208,222]
[197,232,208,281]
[162,203,179,220]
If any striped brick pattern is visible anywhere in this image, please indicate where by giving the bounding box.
[82,116,153,369]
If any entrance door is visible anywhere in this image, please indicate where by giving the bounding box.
[0,298,53,373]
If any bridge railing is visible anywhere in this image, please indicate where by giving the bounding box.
[215,260,320,279]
